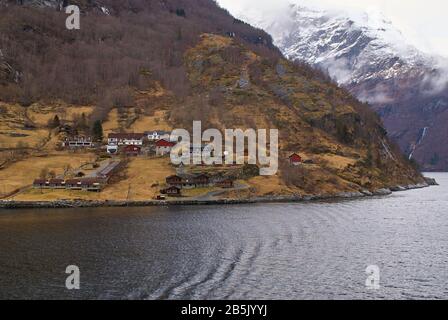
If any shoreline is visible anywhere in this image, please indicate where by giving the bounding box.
[0,182,433,210]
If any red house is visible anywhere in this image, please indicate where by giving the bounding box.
[156,139,176,156]
[80,178,104,192]
[65,179,82,190]
[124,145,141,157]
[289,153,302,166]
[66,178,104,192]
[156,139,176,147]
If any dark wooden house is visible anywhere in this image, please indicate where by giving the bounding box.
[162,186,182,197]
[33,179,48,189]
[194,174,210,187]
[166,175,183,187]
[48,179,65,189]
[217,179,234,189]
[166,174,210,189]
[124,145,141,157]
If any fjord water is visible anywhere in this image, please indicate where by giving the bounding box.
[0,173,447,300]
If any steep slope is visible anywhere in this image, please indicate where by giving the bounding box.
[0,0,425,200]
[179,34,424,192]
[232,4,448,171]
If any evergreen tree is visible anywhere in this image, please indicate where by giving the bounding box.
[53,115,60,127]
[49,115,60,128]
[92,120,104,142]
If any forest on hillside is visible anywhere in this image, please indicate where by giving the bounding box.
[0,0,279,119]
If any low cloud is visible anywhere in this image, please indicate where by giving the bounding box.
[421,57,448,95]
[319,57,353,85]
[430,58,448,94]
[357,88,395,105]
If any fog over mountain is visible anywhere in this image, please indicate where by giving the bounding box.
[220,0,448,171]
[219,0,448,59]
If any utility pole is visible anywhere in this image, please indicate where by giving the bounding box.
[126,184,131,202]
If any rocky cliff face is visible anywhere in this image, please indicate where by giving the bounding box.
[233,4,448,171]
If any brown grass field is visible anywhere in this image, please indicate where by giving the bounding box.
[14,157,176,201]
[0,153,96,198]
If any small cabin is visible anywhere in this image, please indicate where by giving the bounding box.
[217,179,234,189]
[166,173,211,189]
[33,179,48,189]
[163,186,181,197]
[166,175,183,186]
[289,153,303,166]
[194,174,210,187]
[124,145,141,157]
[48,179,65,189]
[66,179,82,190]
[80,178,103,192]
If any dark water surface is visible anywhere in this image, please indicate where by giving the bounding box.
[1,173,447,300]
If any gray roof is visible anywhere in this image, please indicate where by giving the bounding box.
[145,130,170,135]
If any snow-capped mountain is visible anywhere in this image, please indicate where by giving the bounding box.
[280,7,428,84]
[231,4,448,171]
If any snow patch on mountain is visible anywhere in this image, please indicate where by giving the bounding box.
[235,4,436,87]
[227,1,448,170]
[231,5,448,98]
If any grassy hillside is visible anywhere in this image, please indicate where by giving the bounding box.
[0,1,424,201]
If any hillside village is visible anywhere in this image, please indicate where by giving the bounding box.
[0,97,340,202]
[30,127,309,200]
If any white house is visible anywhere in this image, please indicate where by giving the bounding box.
[63,136,94,148]
[108,133,144,146]
[146,130,171,141]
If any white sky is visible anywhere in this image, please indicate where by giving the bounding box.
[218,0,448,58]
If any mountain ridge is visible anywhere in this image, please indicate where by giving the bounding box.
[231,3,448,171]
